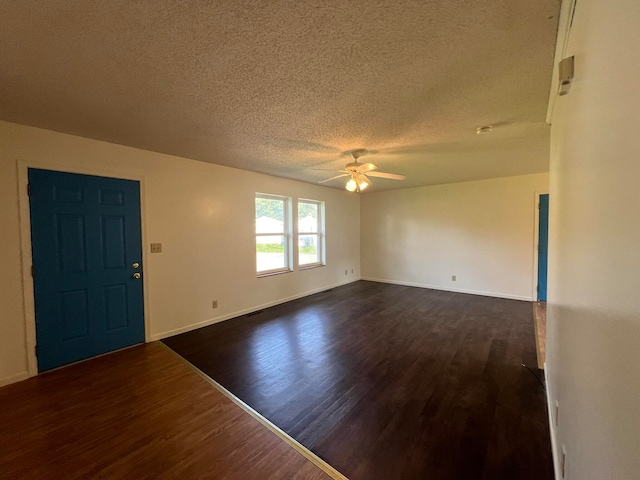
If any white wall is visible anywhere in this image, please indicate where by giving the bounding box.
[0,121,360,386]
[546,0,640,478]
[360,173,549,300]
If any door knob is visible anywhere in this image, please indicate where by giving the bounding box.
[133,272,141,279]
[132,262,140,269]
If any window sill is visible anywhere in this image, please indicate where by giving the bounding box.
[257,269,293,278]
[299,263,325,271]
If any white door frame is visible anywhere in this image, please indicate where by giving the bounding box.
[17,159,151,377]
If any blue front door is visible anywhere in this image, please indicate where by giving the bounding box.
[29,168,145,371]
[537,194,549,302]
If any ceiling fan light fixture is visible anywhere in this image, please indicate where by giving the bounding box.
[358,175,371,191]
[319,148,405,191]
[345,174,371,192]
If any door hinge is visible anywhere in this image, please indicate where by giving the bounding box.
[35,345,38,357]
[27,183,32,196]
[537,285,540,292]
[31,265,34,277]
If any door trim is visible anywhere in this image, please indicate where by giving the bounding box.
[17,159,151,377]
[532,191,550,302]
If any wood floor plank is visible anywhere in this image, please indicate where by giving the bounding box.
[533,301,547,368]
[163,281,553,480]
[0,343,337,480]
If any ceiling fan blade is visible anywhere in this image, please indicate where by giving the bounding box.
[366,171,406,180]
[357,162,377,172]
[319,173,350,183]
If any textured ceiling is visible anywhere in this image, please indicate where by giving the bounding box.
[0,1,560,191]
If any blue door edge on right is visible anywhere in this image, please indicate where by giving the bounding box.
[28,168,145,372]
[537,193,549,302]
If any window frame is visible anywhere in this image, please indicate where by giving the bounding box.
[297,198,325,269]
[255,193,293,277]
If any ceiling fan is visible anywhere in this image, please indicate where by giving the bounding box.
[318,149,406,192]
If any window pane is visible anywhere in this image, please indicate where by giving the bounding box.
[298,202,318,233]
[256,197,284,234]
[299,234,319,265]
[256,193,292,275]
[257,235,286,272]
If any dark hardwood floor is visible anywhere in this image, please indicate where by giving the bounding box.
[163,281,553,480]
[0,343,336,479]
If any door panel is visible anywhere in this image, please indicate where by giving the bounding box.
[56,214,87,271]
[102,215,126,268]
[537,194,549,302]
[104,284,129,330]
[61,289,90,340]
[29,168,144,371]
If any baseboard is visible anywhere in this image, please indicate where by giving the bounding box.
[0,371,30,388]
[545,366,561,480]
[150,278,360,341]
[361,277,533,302]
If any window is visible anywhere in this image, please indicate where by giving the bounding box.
[298,199,324,267]
[256,194,292,275]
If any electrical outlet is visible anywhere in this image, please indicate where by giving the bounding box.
[150,243,162,253]
[452,275,457,281]
[212,300,218,309]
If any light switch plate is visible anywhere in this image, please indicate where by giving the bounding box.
[150,243,162,253]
